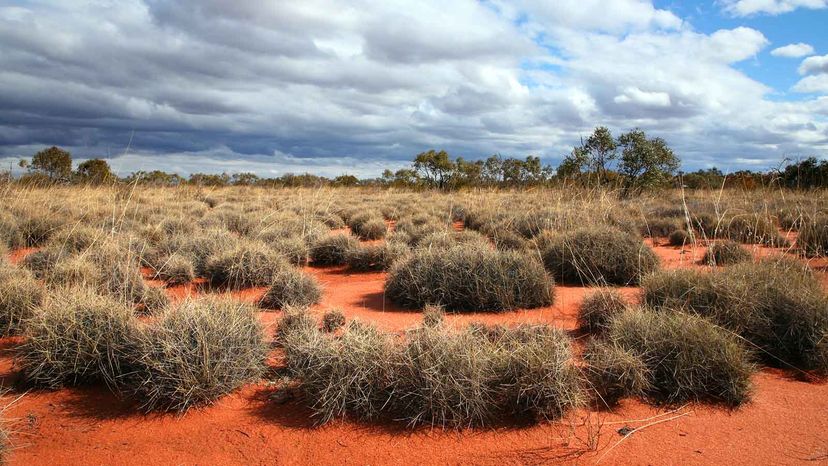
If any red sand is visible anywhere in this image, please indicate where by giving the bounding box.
[2,240,828,465]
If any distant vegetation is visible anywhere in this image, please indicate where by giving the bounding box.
[5,127,827,191]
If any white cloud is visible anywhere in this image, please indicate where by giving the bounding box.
[770,43,815,58]
[793,75,828,93]
[722,0,828,16]
[799,54,828,75]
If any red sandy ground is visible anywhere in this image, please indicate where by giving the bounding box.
[2,237,827,465]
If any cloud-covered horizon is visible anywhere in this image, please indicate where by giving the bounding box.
[1,0,827,177]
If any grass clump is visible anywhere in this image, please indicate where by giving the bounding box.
[386,245,553,312]
[153,254,195,285]
[348,214,387,240]
[703,241,751,266]
[724,214,786,246]
[346,242,408,271]
[259,267,322,310]
[606,308,754,406]
[322,309,346,332]
[542,227,659,285]
[578,289,628,334]
[17,287,140,389]
[643,260,828,374]
[0,273,44,336]
[205,241,287,288]
[798,216,828,257]
[422,304,445,327]
[310,234,360,265]
[668,229,690,246]
[130,297,268,412]
[583,338,649,407]
[280,316,583,426]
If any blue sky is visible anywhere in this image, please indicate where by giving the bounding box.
[0,0,826,177]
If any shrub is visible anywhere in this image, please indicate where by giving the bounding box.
[310,234,360,265]
[578,289,628,334]
[271,237,309,265]
[322,309,346,332]
[17,287,140,389]
[703,241,751,266]
[542,227,659,285]
[0,273,44,336]
[259,267,322,310]
[130,297,268,412]
[154,254,195,285]
[346,242,408,271]
[606,308,754,406]
[205,242,287,288]
[643,217,683,237]
[386,245,553,312]
[583,338,649,407]
[643,260,828,373]
[668,229,689,246]
[798,216,828,257]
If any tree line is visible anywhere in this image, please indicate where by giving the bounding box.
[5,128,827,191]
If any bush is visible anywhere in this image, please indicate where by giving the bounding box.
[798,216,828,257]
[310,234,360,265]
[644,217,683,237]
[346,242,408,271]
[643,260,828,373]
[130,297,268,412]
[271,237,309,265]
[606,308,754,406]
[668,229,689,246]
[259,267,322,310]
[153,254,195,285]
[386,245,553,312]
[205,242,287,288]
[583,339,649,406]
[703,241,751,266]
[322,309,346,332]
[17,287,140,389]
[578,289,628,334]
[0,273,44,336]
[542,227,659,285]
[353,218,387,240]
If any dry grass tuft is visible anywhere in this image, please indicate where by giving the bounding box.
[259,267,322,310]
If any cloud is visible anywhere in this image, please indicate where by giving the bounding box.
[0,0,825,177]
[793,75,828,93]
[771,43,815,58]
[721,0,828,16]
[799,54,828,75]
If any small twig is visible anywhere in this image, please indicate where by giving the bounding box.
[596,411,691,463]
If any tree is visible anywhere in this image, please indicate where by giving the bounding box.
[230,172,260,186]
[451,157,483,188]
[617,129,679,197]
[333,174,359,187]
[30,146,72,182]
[413,149,454,189]
[557,126,617,185]
[76,158,114,184]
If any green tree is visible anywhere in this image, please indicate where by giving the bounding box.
[76,158,114,184]
[617,129,679,197]
[413,149,455,189]
[333,174,359,187]
[557,126,617,185]
[230,172,260,186]
[31,146,72,182]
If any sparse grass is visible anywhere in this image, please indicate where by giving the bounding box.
[606,307,754,406]
[386,245,553,312]
[542,227,659,285]
[129,296,268,412]
[310,234,360,265]
[703,241,751,266]
[578,288,629,334]
[17,286,140,389]
[259,266,322,310]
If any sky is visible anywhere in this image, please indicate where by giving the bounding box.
[0,0,827,178]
